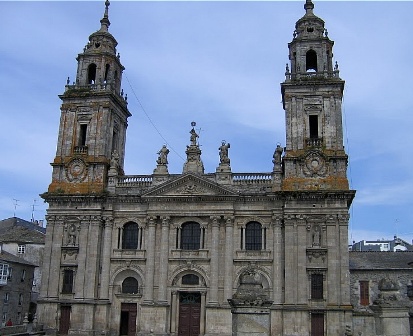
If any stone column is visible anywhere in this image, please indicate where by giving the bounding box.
[224,216,234,302]
[99,217,113,300]
[39,215,57,298]
[272,216,283,303]
[84,216,101,299]
[75,216,88,298]
[209,216,219,305]
[200,291,206,335]
[144,216,156,303]
[46,216,67,298]
[338,214,350,305]
[200,226,205,249]
[157,216,170,303]
[170,291,177,333]
[283,215,297,304]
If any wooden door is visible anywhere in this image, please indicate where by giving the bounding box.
[178,292,201,336]
[59,306,71,335]
[311,313,324,336]
[120,303,137,336]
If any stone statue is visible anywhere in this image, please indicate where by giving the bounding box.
[110,150,119,169]
[219,141,230,164]
[67,224,77,245]
[157,145,169,165]
[189,128,198,146]
[273,144,283,165]
[312,226,321,246]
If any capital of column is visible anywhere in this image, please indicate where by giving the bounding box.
[210,216,220,227]
[224,216,234,227]
[147,216,157,227]
[271,215,283,228]
[102,216,114,228]
[161,216,170,226]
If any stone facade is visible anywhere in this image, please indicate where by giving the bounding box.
[38,1,359,335]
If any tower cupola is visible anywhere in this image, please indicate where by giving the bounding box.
[75,0,124,95]
[286,0,337,79]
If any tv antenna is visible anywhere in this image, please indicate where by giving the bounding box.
[31,199,39,222]
[13,199,20,217]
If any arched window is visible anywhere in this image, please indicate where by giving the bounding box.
[181,222,201,250]
[306,50,318,72]
[122,277,139,294]
[87,64,97,84]
[104,64,110,82]
[182,274,199,285]
[122,222,138,249]
[245,222,262,250]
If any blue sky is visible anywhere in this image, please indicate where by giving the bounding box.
[0,1,412,244]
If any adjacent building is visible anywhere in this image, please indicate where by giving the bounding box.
[350,236,413,252]
[0,247,36,326]
[349,251,413,335]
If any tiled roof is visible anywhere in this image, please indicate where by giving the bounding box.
[0,217,45,244]
[0,250,37,267]
[349,251,413,270]
[0,217,46,233]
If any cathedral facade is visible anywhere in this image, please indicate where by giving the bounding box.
[38,1,355,335]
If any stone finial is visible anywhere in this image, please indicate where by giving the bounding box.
[99,0,111,32]
[304,0,314,15]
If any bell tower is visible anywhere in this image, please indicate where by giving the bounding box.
[281,0,348,191]
[48,0,130,194]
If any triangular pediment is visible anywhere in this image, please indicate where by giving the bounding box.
[142,173,238,198]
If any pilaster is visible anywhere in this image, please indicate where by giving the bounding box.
[144,216,156,304]
[224,216,234,302]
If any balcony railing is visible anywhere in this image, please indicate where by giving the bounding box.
[306,137,323,148]
[285,70,340,81]
[117,175,153,187]
[232,173,272,185]
[73,146,88,155]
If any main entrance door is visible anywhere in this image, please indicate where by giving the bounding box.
[178,292,201,336]
[120,303,137,336]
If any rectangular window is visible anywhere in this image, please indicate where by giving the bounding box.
[0,264,9,285]
[4,292,9,303]
[309,115,319,139]
[62,270,74,294]
[79,124,88,146]
[360,280,369,306]
[18,293,23,306]
[311,313,324,336]
[21,269,26,282]
[18,244,26,254]
[311,274,324,300]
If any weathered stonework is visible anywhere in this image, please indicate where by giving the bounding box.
[35,1,379,336]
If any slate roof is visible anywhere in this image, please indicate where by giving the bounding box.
[0,250,37,267]
[349,251,413,271]
[0,217,45,244]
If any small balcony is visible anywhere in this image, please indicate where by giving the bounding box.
[73,146,88,155]
[306,137,323,148]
